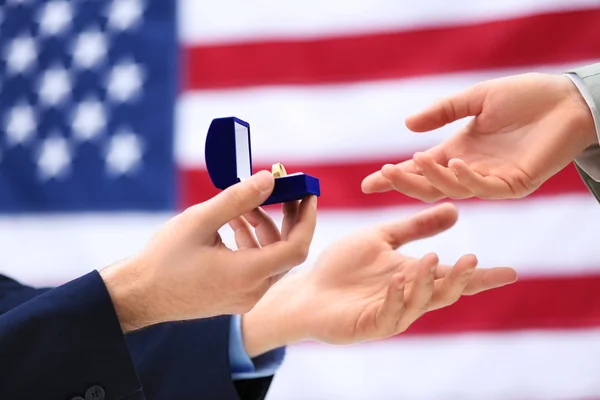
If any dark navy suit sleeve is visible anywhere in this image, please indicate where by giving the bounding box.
[125,318,273,400]
[0,271,144,400]
[0,273,275,400]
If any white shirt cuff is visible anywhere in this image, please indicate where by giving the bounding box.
[564,73,600,181]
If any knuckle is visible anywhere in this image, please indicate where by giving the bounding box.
[460,172,477,185]
[422,195,442,203]
[182,203,207,222]
[413,296,433,315]
[411,214,431,233]
[439,291,461,306]
[418,304,430,317]
[441,98,458,122]
[241,290,265,311]
[448,194,468,200]
[291,243,310,264]
[393,318,409,335]
[230,292,257,314]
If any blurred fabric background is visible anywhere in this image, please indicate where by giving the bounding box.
[2,0,600,399]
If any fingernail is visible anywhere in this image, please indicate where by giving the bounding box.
[381,164,395,174]
[252,171,274,194]
[429,265,436,273]
[448,161,460,175]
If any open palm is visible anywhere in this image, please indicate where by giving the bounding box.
[278,203,517,345]
[362,73,596,201]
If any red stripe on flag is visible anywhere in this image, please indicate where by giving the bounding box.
[403,274,600,336]
[183,8,600,90]
[179,161,589,210]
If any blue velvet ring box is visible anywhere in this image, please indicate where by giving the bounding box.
[205,116,320,206]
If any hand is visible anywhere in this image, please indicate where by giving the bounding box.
[241,203,517,356]
[362,73,597,201]
[100,170,318,333]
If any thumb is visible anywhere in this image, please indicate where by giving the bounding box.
[195,170,275,232]
[406,83,486,132]
[379,203,458,249]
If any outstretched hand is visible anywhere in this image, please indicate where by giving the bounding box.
[362,73,597,201]
[241,203,517,356]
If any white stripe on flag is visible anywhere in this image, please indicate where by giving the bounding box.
[2,194,599,286]
[179,0,600,44]
[268,328,600,400]
[176,61,595,167]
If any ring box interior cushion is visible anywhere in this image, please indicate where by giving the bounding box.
[205,117,320,206]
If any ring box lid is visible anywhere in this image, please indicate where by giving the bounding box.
[205,117,253,190]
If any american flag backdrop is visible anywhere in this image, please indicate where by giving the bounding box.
[2,0,600,399]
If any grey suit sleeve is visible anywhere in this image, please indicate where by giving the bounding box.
[565,63,600,202]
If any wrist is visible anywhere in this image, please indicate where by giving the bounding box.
[100,256,153,333]
[241,273,308,358]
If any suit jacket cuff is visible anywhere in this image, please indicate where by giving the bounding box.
[0,270,143,400]
[125,315,244,399]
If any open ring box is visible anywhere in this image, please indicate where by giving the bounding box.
[205,117,320,206]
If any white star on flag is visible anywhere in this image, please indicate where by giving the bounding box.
[36,133,71,180]
[71,28,108,70]
[106,60,145,102]
[71,98,107,142]
[37,65,72,107]
[104,128,144,176]
[37,0,73,37]
[5,103,37,146]
[107,0,144,31]
[5,34,38,74]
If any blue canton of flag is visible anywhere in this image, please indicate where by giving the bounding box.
[0,0,177,212]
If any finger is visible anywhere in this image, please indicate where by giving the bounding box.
[361,160,419,194]
[284,195,317,250]
[380,164,445,202]
[228,217,260,250]
[448,159,513,198]
[361,170,393,193]
[429,254,478,310]
[395,253,437,332]
[243,207,281,246]
[434,265,452,279]
[234,195,318,279]
[191,170,275,233]
[375,273,407,335]
[413,153,472,199]
[406,83,486,132]
[281,199,301,240]
[400,260,449,285]
[432,265,518,293]
[379,203,458,249]
[462,267,518,295]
